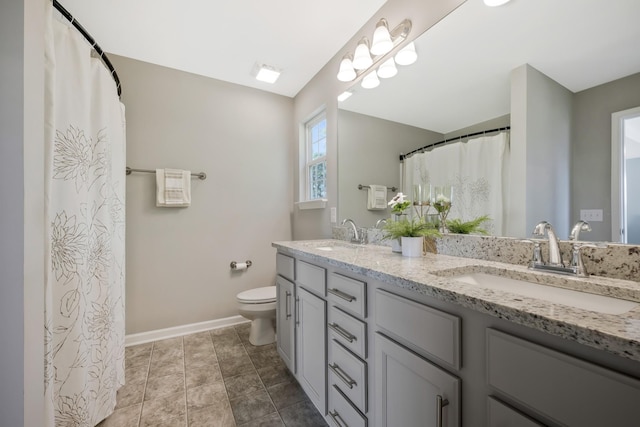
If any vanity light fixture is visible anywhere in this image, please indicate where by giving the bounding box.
[337,55,357,82]
[484,0,512,6]
[370,19,393,55]
[394,42,417,66]
[361,71,380,89]
[377,57,398,79]
[254,64,281,84]
[352,38,373,70]
[336,18,413,84]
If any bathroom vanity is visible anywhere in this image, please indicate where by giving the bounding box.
[273,240,640,427]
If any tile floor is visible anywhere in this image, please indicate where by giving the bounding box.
[98,323,328,427]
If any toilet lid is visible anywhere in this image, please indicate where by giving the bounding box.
[237,286,276,303]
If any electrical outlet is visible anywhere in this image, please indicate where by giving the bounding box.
[580,209,603,222]
[330,207,337,223]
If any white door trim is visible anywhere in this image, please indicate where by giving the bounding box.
[611,106,640,243]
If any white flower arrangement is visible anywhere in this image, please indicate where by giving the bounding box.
[388,192,411,214]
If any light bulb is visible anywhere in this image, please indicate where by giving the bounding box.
[484,0,511,6]
[361,72,380,89]
[371,19,393,56]
[395,42,417,66]
[377,57,397,79]
[337,56,356,82]
[352,39,373,70]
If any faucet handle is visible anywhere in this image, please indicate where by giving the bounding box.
[569,242,607,276]
[520,239,543,266]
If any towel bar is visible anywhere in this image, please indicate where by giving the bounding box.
[358,184,397,192]
[126,167,206,180]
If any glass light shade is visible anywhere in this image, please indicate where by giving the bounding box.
[395,42,417,65]
[370,21,393,56]
[484,0,511,6]
[377,57,397,79]
[353,40,373,70]
[337,57,356,82]
[361,72,380,89]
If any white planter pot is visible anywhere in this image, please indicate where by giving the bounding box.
[391,238,402,253]
[401,236,423,257]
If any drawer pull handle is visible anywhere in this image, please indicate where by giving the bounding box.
[329,410,348,427]
[329,362,357,389]
[285,291,292,319]
[328,322,356,343]
[436,394,449,427]
[328,288,356,302]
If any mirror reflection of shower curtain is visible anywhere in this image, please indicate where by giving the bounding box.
[44,2,126,425]
[403,132,510,235]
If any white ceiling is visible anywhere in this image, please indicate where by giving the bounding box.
[59,0,387,97]
[340,0,640,134]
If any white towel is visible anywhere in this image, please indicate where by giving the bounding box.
[156,168,191,207]
[367,185,387,210]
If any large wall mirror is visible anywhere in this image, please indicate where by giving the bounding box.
[338,0,640,243]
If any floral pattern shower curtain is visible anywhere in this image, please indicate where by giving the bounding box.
[44,2,126,425]
[404,132,510,235]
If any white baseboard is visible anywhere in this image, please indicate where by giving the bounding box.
[125,315,250,347]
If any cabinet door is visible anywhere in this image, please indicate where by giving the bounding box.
[297,287,327,415]
[375,333,460,427]
[276,275,295,373]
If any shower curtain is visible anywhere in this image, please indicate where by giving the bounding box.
[44,2,126,425]
[404,132,510,235]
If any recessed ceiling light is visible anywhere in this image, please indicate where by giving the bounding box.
[337,91,353,102]
[254,64,281,84]
[484,0,512,6]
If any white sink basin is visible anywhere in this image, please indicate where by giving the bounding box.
[452,272,638,315]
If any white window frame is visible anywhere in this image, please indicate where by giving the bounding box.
[299,111,327,208]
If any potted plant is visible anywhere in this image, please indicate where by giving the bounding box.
[446,215,491,235]
[383,217,441,257]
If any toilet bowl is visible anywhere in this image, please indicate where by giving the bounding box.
[237,286,277,346]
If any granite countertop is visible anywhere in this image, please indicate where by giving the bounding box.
[272,239,640,363]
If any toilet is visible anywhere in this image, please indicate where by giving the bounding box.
[236,286,277,346]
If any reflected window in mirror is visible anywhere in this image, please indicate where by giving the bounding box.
[304,111,327,200]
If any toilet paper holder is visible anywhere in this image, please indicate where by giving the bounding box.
[230,260,252,270]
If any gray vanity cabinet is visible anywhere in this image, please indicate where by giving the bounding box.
[296,286,327,414]
[276,275,295,373]
[276,253,296,373]
[375,333,460,427]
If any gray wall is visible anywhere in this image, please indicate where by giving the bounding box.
[338,110,442,227]
[1,0,45,425]
[510,64,572,238]
[572,72,640,241]
[111,55,294,334]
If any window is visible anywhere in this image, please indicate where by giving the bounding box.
[305,112,327,200]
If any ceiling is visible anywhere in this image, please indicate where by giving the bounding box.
[58,0,387,98]
[340,0,640,134]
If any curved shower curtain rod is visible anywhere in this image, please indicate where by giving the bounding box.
[52,0,122,98]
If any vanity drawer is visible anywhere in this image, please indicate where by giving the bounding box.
[487,329,640,427]
[487,396,543,427]
[375,289,461,370]
[276,253,295,282]
[328,273,366,318]
[328,339,368,413]
[328,306,367,359]
[328,385,367,427]
[297,260,326,296]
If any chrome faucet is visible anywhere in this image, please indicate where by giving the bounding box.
[568,220,595,277]
[375,219,387,229]
[532,221,563,267]
[341,218,360,243]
